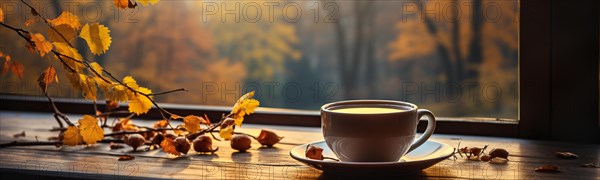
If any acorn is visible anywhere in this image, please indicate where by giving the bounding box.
[256,130,284,147]
[230,134,252,152]
[305,144,324,160]
[193,135,218,153]
[489,148,509,159]
[124,134,146,151]
[174,137,191,154]
[151,133,165,145]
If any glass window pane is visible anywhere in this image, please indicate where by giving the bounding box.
[0,0,519,119]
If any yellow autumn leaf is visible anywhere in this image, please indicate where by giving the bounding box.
[107,84,129,102]
[63,125,82,146]
[219,124,234,140]
[79,23,112,55]
[241,99,259,115]
[160,138,180,156]
[230,91,259,126]
[48,24,76,43]
[30,33,53,57]
[122,76,139,89]
[182,115,203,133]
[48,11,81,30]
[78,115,104,145]
[128,87,153,115]
[89,62,103,75]
[53,42,84,71]
[231,91,255,114]
[89,62,113,94]
[233,115,244,128]
[138,0,159,6]
[80,74,97,100]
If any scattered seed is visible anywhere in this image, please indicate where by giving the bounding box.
[581,162,600,168]
[489,157,508,164]
[110,142,125,149]
[118,155,135,161]
[535,165,559,173]
[13,131,25,138]
[555,152,579,159]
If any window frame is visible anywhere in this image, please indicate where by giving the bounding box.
[0,0,598,142]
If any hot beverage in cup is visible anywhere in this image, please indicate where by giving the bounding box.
[321,100,436,162]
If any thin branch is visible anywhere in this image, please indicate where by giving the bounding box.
[43,88,74,126]
[104,127,181,137]
[95,110,132,118]
[0,139,126,148]
[21,0,74,48]
[150,88,188,96]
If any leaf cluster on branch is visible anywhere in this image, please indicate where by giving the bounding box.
[0,0,284,157]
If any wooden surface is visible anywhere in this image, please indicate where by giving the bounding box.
[0,111,598,179]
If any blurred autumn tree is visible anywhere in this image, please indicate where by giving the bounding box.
[387,0,518,116]
[106,2,247,105]
[201,0,301,82]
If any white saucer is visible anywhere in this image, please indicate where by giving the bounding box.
[289,140,454,176]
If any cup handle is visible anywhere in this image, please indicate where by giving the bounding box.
[407,109,436,153]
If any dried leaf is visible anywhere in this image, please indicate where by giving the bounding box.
[305,144,324,160]
[256,130,283,147]
[2,55,10,75]
[153,119,169,128]
[170,114,182,120]
[535,165,559,173]
[79,115,104,145]
[30,33,53,57]
[114,0,138,9]
[183,115,204,133]
[10,61,24,79]
[48,11,81,30]
[79,23,112,55]
[37,65,57,92]
[63,125,82,146]
[118,155,135,161]
[106,100,119,111]
[160,138,180,156]
[555,152,579,159]
[24,18,35,27]
[0,7,4,22]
